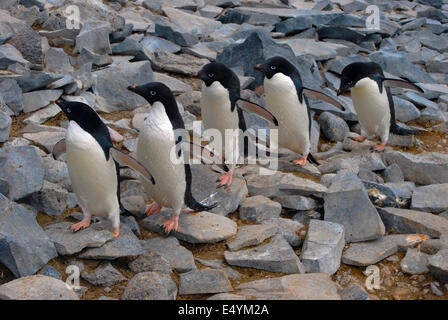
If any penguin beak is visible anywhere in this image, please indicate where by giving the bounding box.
[193,72,199,78]
[127,85,137,92]
[254,64,264,71]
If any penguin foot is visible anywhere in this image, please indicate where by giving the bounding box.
[70,218,91,233]
[292,156,307,167]
[372,142,386,152]
[145,202,162,217]
[182,209,200,215]
[350,136,366,143]
[218,171,234,187]
[162,215,179,234]
[113,227,120,238]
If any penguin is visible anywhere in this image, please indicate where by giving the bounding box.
[337,62,423,151]
[127,82,218,234]
[254,56,345,167]
[52,100,154,237]
[194,62,279,187]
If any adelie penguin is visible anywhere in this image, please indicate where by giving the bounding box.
[128,82,220,233]
[194,62,279,187]
[338,62,423,152]
[52,100,155,237]
[254,56,345,167]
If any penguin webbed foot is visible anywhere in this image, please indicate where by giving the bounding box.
[145,202,162,217]
[217,170,234,187]
[370,142,386,152]
[162,214,179,234]
[69,218,91,233]
[113,227,120,238]
[292,155,307,167]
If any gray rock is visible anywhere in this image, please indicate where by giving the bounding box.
[326,55,371,74]
[271,194,318,211]
[74,21,111,55]
[428,249,448,281]
[81,262,127,287]
[128,251,173,274]
[120,195,145,218]
[162,6,222,36]
[9,27,42,65]
[261,217,304,247]
[151,51,209,76]
[411,183,448,213]
[0,79,23,114]
[140,236,195,273]
[142,209,237,244]
[26,180,69,216]
[195,258,241,280]
[324,172,385,243]
[153,72,192,94]
[154,21,199,47]
[342,234,427,267]
[0,109,11,142]
[318,111,349,142]
[44,47,73,73]
[403,91,439,109]
[319,158,360,175]
[383,151,448,185]
[73,48,112,68]
[45,221,114,256]
[111,38,151,62]
[0,146,45,201]
[22,89,63,113]
[0,275,79,300]
[292,210,322,226]
[38,265,62,280]
[92,60,153,112]
[23,131,65,153]
[378,207,448,237]
[140,35,181,54]
[24,103,60,125]
[384,163,404,183]
[200,5,222,18]
[358,169,384,184]
[122,272,177,300]
[9,71,63,92]
[224,235,303,274]
[277,38,348,61]
[393,97,420,122]
[179,268,233,295]
[238,195,281,223]
[0,43,29,69]
[400,248,429,275]
[0,195,57,277]
[338,284,370,300]
[227,224,277,251]
[301,220,345,275]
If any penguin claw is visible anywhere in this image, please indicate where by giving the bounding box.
[372,142,386,152]
[218,171,233,187]
[162,216,179,234]
[145,202,162,217]
[70,219,91,232]
[292,156,307,167]
[113,227,120,238]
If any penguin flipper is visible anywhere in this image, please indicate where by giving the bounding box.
[302,87,346,111]
[236,98,279,126]
[109,147,155,184]
[182,141,229,173]
[383,78,423,93]
[52,139,66,160]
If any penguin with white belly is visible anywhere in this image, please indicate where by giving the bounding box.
[127,82,218,234]
[337,62,423,152]
[52,100,155,237]
[254,56,345,167]
[194,62,279,187]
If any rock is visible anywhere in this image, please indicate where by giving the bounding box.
[195,258,241,280]
[200,5,222,18]
[319,158,360,175]
[122,272,177,300]
[9,27,42,65]
[78,223,145,260]
[208,293,246,300]
[430,282,443,296]
[162,6,222,36]
[24,103,60,125]
[343,233,427,267]
[324,172,385,243]
[224,235,303,274]
[142,209,237,244]
[0,275,79,300]
[26,180,69,216]
[384,163,404,183]
[92,60,153,112]
[38,265,62,280]
[129,251,173,274]
[0,43,29,69]
[261,217,303,247]
[45,221,114,256]
[318,111,349,142]
[0,79,23,114]
[393,97,421,122]
[377,207,448,238]
[404,91,439,109]
[140,236,195,273]
[153,72,191,94]
[23,130,65,153]
[238,195,281,223]
[74,21,111,55]
[44,47,73,73]
[11,71,63,92]
[338,284,370,300]
[358,169,384,184]
[271,195,318,211]
[326,55,371,74]
[301,220,345,275]
[411,183,448,213]
[154,21,199,47]
[227,224,277,251]
[428,249,448,281]
[0,146,45,201]
[400,248,429,275]
[81,262,127,287]
[0,109,11,142]
[111,38,151,62]
[179,268,233,295]
[234,273,341,300]
[0,195,57,277]
[151,51,209,76]
[140,35,181,54]
[22,89,63,113]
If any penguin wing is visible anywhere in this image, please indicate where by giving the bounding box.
[383,78,423,93]
[181,141,229,172]
[52,139,66,160]
[236,98,279,126]
[109,147,155,184]
[302,87,346,111]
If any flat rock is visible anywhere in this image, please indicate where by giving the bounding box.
[179,268,233,295]
[428,249,448,281]
[0,275,79,300]
[342,234,429,267]
[0,78,23,114]
[22,89,63,113]
[74,21,111,55]
[142,209,237,244]
[162,6,222,36]
[128,251,173,274]
[377,207,448,238]
[151,51,209,76]
[0,43,29,69]
[81,262,127,287]
[26,180,69,216]
[140,236,195,273]
[411,183,448,213]
[338,284,370,300]
[271,194,318,211]
[301,220,345,275]
[45,221,114,256]
[224,235,303,274]
[261,217,304,247]
[24,103,60,125]
[227,224,277,251]
[238,195,281,223]
[122,272,177,300]
[0,109,11,142]
[400,248,429,275]
[153,72,191,94]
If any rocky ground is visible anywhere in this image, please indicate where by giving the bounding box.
[1,0,448,300]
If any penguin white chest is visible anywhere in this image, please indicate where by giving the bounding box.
[65,121,118,217]
[350,77,390,140]
[137,102,186,210]
[264,73,310,155]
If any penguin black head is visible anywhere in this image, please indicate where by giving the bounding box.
[127,82,177,108]
[254,56,296,79]
[338,62,384,95]
[194,62,238,88]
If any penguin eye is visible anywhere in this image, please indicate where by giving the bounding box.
[208,73,214,78]
[150,90,156,96]
[66,108,71,113]
[270,65,276,70]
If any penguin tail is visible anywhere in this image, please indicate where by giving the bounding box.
[390,123,422,136]
[185,195,218,212]
[307,153,320,166]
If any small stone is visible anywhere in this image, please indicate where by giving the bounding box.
[430,282,443,296]
[74,21,111,55]
[262,218,304,247]
[428,249,448,281]
[227,224,277,251]
[238,195,281,223]
[38,265,62,280]
[339,284,370,300]
[128,252,173,274]
[22,89,63,113]
[384,163,404,183]
[81,262,127,287]
[179,268,233,295]
[400,248,429,275]
[411,183,448,213]
[122,272,177,300]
